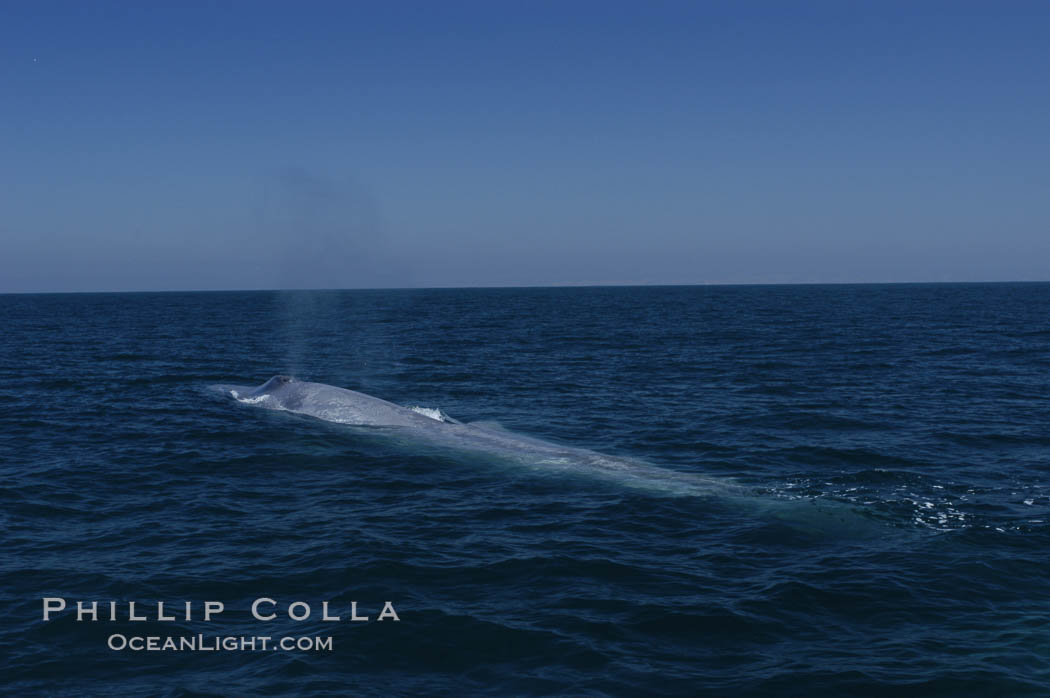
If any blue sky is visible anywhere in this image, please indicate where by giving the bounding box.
[2,1,1048,291]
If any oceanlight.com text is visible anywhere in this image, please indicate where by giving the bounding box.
[107,634,334,652]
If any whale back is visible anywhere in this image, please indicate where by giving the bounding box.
[233,376,441,428]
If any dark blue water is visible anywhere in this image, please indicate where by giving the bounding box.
[3,284,1049,696]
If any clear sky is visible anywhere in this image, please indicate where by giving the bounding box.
[2,1,1048,292]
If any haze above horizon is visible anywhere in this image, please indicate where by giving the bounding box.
[3,1,1049,293]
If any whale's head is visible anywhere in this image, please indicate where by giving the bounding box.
[259,375,294,392]
[223,375,297,403]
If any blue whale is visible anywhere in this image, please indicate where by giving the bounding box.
[215,375,736,497]
[215,376,886,535]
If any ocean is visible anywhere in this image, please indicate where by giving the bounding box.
[2,283,1049,696]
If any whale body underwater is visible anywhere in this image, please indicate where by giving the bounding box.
[215,375,736,498]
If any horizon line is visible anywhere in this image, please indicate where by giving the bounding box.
[3,279,1050,296]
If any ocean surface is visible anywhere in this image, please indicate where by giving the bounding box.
[2,283,1049,696]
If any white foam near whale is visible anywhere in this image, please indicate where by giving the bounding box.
[214,375,737,498]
